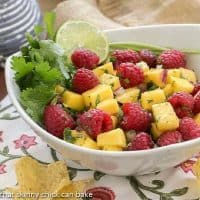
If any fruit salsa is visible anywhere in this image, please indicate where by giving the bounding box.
[11,21,200,152]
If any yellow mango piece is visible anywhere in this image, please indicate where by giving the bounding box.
[113,70,117,76]
[141,88,166,110]
[167,69,181,83]
[97,128,126,147]
[82,137,99,150]
[82,84,114,108]
[170,76,194,93]
[192,159,200,179]
[62,90,85,111]
[55,85,65,94]
[71,130,87,146]
[180,68,197,83]
[103,145,122,151]
[152,102,179,132]
[146,69,165,88]
[93,62,114,77]
[163,84,173,97]
[99,73,121,91]
[116,87,140,103]
[111,116,118,128]
[194,113,200,125]
[96,99,120,115]
[151,123,163,140]
[136,61,150,73]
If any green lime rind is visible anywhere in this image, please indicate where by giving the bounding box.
[109,42,200,55]
[56,20,109,63]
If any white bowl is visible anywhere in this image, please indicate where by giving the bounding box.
[5,24,200,176]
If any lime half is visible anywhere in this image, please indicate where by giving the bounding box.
[56,21,109,63]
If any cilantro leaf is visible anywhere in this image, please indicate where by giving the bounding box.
[63,129,75,143]
[44,12,56,40]
[11,57,34,80]
[25,33,39,49]
[20,85,55,123]
[34,24,44,38]
[35,62,64,84]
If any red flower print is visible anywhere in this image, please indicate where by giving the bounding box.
[86,187,115,200]
[13,134,37,149]
[0,164,6,174]
[0,131,3,142]
[180,160,196,173]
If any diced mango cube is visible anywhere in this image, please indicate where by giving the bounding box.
[93,62,114,77]
[151,123,163,140]
[180,68,197,83]
[152,102,179,132]
[113,70,117,76]
[103,145,122,151]
[111,116,118,128]
[194,113,200,125]
[170,76,194,93]
[163,84,173,97]
[82,137,99,150]
[67,130,87,146]
[82,84,114,108]
[116,88,140,103]
[136,61,150,73]
[97,128,126,147]
[141,88,166,110]
[99,73,121,91]
[167,69,181,83]
[96,99,120,115]
[62,91,85,111]
[146,69,165,88]
[55,85,65,94]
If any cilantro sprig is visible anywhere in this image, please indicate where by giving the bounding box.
[11,12,76,124]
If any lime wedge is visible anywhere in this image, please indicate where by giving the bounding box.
[56,21,109,63]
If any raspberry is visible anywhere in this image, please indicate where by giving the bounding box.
[77,109,113,139]
[44,104,75,138]
[192,82,200,96]
[157,131,182,147]
[128,132,154,150]
[71,48,99,69]
[116,62,144,88]
[157,50,186,69]
[178,117,200,140]
[72,68,99,93]
[111,49,141,68]
[194,91,200,114]
[120,103,151,131]
[139,49,157,68]
[168,92,194,118]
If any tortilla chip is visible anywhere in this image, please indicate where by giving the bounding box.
[7,157,89,200]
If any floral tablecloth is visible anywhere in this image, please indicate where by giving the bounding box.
[0,95,200,200]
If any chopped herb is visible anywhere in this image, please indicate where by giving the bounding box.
[124,78,130,84]
[95,95,101,106]
[63,129,75,143]
[147,82,158,90]
[147,99,153,103]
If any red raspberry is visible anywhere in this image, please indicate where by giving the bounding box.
[120,103,151,131]
[194,91,200,114]
[192,82,200,96]
[168,92,194,118]
[139,49,157,68]
[116,62,144,88]
[44,104,75,138]
[71,48,99,69]
[72,68,99,93]
[157,50,186,69]
[178,117,200,140]
[111,49,141,68]
[77,109,113,139]
[128,132,154,150]
[157,131,182,147]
